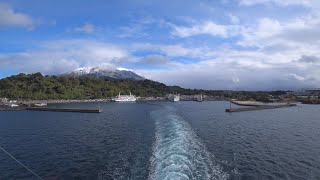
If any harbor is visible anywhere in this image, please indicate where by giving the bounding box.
[0,93,207,111]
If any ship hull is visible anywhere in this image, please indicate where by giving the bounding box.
[112,99,136,102]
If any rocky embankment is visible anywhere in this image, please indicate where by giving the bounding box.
[298,98,320,104]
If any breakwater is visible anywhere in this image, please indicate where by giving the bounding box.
[26,107,102,113]
[225,104,297,112]
[0,106,26,111]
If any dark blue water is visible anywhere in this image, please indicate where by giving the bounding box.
[0,101,319,179]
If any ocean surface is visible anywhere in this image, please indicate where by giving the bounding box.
[0,101,320,179]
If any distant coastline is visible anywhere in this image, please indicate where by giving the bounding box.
[0,95,225,106]
[1,73,320,107]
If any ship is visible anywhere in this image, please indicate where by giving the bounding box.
[34,103,47,107]
[195,94,203,102]
[5,103,19,107]
[112,92,136,102]
[168,93,180,102]
[172,95,180,102]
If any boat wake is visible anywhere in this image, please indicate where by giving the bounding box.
[149,106,228,180]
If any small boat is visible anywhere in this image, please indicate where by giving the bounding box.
[6,103,19,107]
[34,103,47,107]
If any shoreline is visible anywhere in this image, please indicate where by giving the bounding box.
[0,98,317,112]
[3,97,166,105]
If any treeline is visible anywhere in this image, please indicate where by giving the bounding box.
[0,73,173,99]
[0,73,288,100]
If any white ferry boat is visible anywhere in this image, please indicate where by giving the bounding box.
[172,95,180,102]
[112,92,136,102]
[168,93,180,102]
[196,94,203,102]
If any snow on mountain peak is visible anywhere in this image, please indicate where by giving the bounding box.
[73,67,93,75]
[66,66,144,80]
[117,67,132,71]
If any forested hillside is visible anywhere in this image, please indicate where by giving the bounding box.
[0,73,287,100]
[0,73,177,99]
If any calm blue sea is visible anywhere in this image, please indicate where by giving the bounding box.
[0,101,319,179]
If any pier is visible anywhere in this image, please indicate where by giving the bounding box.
[0,106,26,111]
[225,104,297,112]
[26,107,102,113]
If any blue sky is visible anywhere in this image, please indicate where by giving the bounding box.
[1,0,320,90]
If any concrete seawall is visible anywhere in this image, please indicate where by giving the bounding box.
[226,104,297,112]
[26,107,102,113]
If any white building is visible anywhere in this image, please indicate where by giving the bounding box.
[294,89,320,96]
[0,98,8,103]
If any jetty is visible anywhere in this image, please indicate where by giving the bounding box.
[26,107,102,113]
[229,100,260,106]
[226,101,297,112]
[0,106,26,111]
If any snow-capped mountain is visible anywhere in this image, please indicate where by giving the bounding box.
[65,67,145,80]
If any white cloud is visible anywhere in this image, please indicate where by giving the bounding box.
[171,21,230,38]
[0,3,35,30]
[1,37,320,89]
[0,39,128,74]
[137,52,320,90]
[229,14,240,24]
[239,0,311,7]
[237,14,320,61]
[287,73,305,81]
[132,26,320,89]
[169,19,245,39]
[132,43,213,59]
[118,16,157,38]
[74,23,95,33]
[237,18,282,47]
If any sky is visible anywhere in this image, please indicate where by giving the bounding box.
[1,0,320,90]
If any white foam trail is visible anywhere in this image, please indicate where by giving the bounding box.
[149,106,228,180]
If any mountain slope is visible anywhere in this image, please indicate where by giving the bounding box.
[0,72,183,99]
[65,67,145,80]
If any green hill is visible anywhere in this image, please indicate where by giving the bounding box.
[0,73,186,100]
[0,73,286,101]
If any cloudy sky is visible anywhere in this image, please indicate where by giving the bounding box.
[1,0,320,90]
